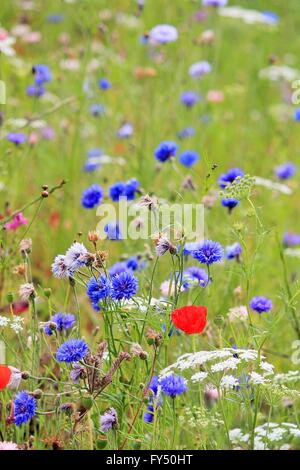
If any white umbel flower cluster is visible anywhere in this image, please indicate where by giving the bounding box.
[160,348,275,390]
[230,422,300,450]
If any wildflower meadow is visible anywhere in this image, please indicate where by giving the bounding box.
[1,0,300,457]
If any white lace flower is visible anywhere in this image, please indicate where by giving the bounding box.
[220,375,239,389]
[191,372,208,383]
[249,372,266,385]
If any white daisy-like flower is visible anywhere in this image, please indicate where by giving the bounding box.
[0,29,16,56]
[260,361,275,375]
[0,316,10,327]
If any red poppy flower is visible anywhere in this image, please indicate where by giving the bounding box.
[0,365,12,390]
[171,305,207,334]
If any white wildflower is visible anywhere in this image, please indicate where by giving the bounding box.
[220,375,239,390]
[0,316,10,327]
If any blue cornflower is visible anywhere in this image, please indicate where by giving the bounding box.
[104,222,122,240]
[149,24,178,44]
[189,61,212,79]
[109,182,125,201]
[126,257,139,271]
[192,240,224,265]
[27,84,45,97]
[47,14,64,23]
[221,198,240,212]
[154,141,178,162]
[144,404,156,423]
[159,374,187,398]
[111,271,138,300]
[294,108,300,122]
[44,312,76,336]
[275,162,296,180]
[225,242,242,260]
[81,184,104,209]
[98,78,111,90]
[262,11,279,24]
[218,168,244,189]
[249,296,272,314]
[178,150,200,168]
[32,65,52,86]
[89,103,106,116]
[144,376,163,424]
[184,266,209,287]
[183,241,202,256]
[202,0,227,6]
[65,242,88,271]
[177,127,196,140]
[87,275,111,310]
[84,148,103,172]
[109,179,140,201]
[7,132,27,145]
[180,91,200,108]
[109,262,128,277]
[124,178,140,200]
[117,122,134,138]
[14,391,37,427]
[283,232,300,247]
[56,339,88,363]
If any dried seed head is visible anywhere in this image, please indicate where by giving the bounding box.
[18,283,36,301]
[88,231,100,244]
[19,238,32,254]
[12,264,26,276]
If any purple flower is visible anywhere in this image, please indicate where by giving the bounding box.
[81,184,104,209]
[44,312,76,336]
[32,65,52,85]
[192,240,224,265]
[226,242,242,260]
[178,150,199,167]
[275,162,296,180]
[294,108,300,122]
[159,374,187,398]
[283,232,300,247]
[89,103,106,116]
[109,262,129,277]
[180,91,200,108]
[189,61,211,79]
[202,0,227,6]
[250,296,272,314]
[184,266,209,287]
[70,363,85,383]
[7,132,27,145]
[218,168,244,188]
[104,222,122,240]
[117,122,134,138]
[149,24,178,44]
[155,141,178,162]
[27,84,45,97]
[177,127,196,139]
[100,408,118,432]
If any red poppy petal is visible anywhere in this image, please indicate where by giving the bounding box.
[0,365,12,390]
[171,306,207,334]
